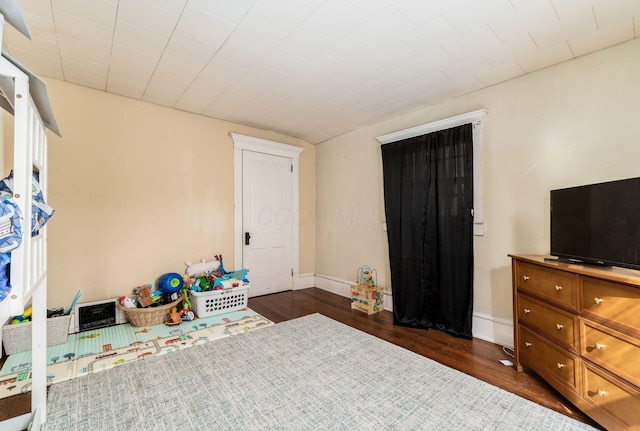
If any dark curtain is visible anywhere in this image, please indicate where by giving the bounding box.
[381,123,474,339]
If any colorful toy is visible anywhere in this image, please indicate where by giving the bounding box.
[134,284,153,307]
[356,265,376,287]
[351,265,383,315]
[182,273,193,289]
[192,275,212,292]
[211,268,249,289]
[158,272,184,294]
[150,289,163,300]
[118,296,137,308]
[223,268,249,284]
[168,307,181,324]
[9,306,32,324]
[183,254,250,294]
[180,304,195,321]
[65,290,82,315]
[214,279,232,290]
[215,254,228,274]
[180,287,192,309]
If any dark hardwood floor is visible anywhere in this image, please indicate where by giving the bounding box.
[0,287,603,429]
[248,288,604,429]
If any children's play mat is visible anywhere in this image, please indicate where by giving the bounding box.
[0,308,273,400]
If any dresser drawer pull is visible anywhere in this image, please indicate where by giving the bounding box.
[554,285,562,291]
[593,297,604,305]
[595,342,606,350]
[596,389,607,397]
[555,324,564,330]
[525,342,532,347]
[524,308,531,314]
[523,275,530,281]
[556,363,565,369]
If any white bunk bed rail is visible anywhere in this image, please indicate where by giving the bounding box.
[0,9,59,431]
[7,73,49,316]
[0,56,49,431]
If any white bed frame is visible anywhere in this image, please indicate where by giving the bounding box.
[0,13,52,431]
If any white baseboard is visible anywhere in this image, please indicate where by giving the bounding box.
[472,312,514,348]
[314,274,393,312]
[314,274,351,297]
[313,274,512,347]
[384,292,393,311]
[294,273,315,290]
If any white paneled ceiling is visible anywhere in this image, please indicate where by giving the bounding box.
[3,0,639,144]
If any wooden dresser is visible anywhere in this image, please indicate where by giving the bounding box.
[511,254,640,431]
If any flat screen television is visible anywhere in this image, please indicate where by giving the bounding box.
[549,177,640,270]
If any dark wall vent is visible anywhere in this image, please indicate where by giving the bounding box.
[77,301,116,332]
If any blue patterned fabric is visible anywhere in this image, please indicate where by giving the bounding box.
[0,170,55,234]
[0,196,22,301]
[0,171,54,302]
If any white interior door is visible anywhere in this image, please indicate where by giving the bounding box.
[242,151,293,296]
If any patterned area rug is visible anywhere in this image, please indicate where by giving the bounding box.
[0,307,272,400]
[44,314,598,431]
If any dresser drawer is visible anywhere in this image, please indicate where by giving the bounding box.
[517,293,577,349]
[518,326,578,391]
[582,321,640,389]
[584,364,640,431]
[516,262,577,310]
[511,255,640,431]
[581,276,640,336]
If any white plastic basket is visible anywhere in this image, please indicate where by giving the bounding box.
[188,284,250,318]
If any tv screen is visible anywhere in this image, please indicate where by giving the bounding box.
[550,177,640,270]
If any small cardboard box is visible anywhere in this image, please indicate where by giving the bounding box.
[351,284,384,315]
[2,314,72,355]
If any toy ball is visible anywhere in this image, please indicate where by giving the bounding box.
[158,272,184,294]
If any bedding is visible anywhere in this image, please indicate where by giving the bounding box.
[0,170,55,233]
[0,197,21,301]
[0,171,54,302]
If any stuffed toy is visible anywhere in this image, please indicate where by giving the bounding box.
[185,258,220,278]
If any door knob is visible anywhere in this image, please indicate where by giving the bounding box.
[245,232,251,245]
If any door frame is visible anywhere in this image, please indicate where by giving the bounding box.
[232,133,304,283]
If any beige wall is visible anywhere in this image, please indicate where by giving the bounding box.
[315,37,640,323]
[5,79,315,308]
[5,36,638,322]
